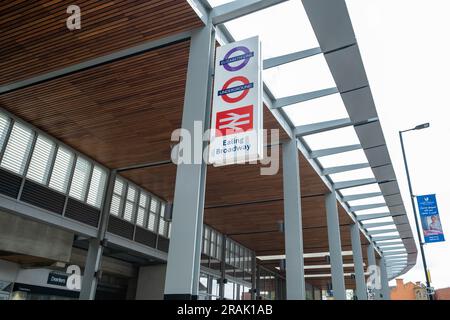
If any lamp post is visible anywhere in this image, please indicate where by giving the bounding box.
[399,122,433,300]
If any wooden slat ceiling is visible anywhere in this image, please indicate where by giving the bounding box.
[0,21,374,279]
[0,0,203,85]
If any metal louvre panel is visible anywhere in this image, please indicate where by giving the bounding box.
[86,166,107,208]
[26,135,55,184]
[69,157,91,201]
[0,122,33,175]
[20,179,65,214]
[48,147,74,193]
[107,215,134,239]
[0,113,11,151]
[0,167,22,198]
[134,226,157,248]
[157,236,170,253]
[65,198,100,227]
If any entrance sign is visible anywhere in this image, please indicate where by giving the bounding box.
[209,36,263,165]
[417,194,445,243]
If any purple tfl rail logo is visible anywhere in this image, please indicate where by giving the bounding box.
[220,46,255,72]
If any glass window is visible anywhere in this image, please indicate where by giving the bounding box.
[123,185,137,222]
[0,114,11,152]
[86,166,107,208]
[69,157,92,201]
[147,198,158,232]
[136,192,148,227]
[26,135,55,184]
[1,122,34,175]
[48,147,74,193]
[110,194,121,216]
[158,203,167,236]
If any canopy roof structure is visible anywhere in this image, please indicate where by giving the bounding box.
[0,0,416,295]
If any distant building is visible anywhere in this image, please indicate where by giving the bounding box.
[435,287,450,300]
[390,279,428,300]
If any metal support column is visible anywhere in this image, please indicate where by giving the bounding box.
[367,242,378,300]
[79,170,116,300]
[164,24,214,300]
[282,138,305,300]
[325,190,346,300]
[379,257,390,300]
[191,23,216,299]
[251,253,257,300]
[350,223,367,300]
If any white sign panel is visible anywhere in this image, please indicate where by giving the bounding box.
[209,36,263,166]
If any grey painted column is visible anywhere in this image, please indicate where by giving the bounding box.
[164,25,214,300]
[251,253,257,300]
[366,242,378,300]
[350,223,367,300]
[191,23,216,299]
[79,170,116,300]
[325,191,346,300]
[379,257,390,300]
[282,138,305,300]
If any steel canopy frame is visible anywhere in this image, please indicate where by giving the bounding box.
[192,0,416,280]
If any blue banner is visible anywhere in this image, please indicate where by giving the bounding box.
[416,194,445,243]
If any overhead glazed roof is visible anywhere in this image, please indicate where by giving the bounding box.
[199,0,417,279]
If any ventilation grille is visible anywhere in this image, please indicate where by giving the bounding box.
[65,198,101,227]
[134,226,157,248]
[20,179,65,214]
[157,236,170,253]
[0,168,22,198]
[107,215,134,239]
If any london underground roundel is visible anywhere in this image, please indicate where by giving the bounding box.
[219,76,253,104]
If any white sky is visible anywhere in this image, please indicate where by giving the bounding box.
[207,0,450,290]
[346,0,450,289]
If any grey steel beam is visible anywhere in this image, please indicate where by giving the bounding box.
[325,191,346,300]
[322,163,370,175]
[295,118,352,136]
[310,144,362,158]
[79,170,116,300]
[382,250,407,256]
[373,235,401,242]
[263,47,322,69]
[356,212,391,221]
[211,0,288,25]
[362,221,395,229]
[164,25,213,300]
[350,223,367,300]
[367,228,398,236]
[273,87,338,109]
[379,257,390,300]
[0,193,97,238]
[378,241,404,247]
[282,138,305,300]
[0,30,193,95]
[350,203,387,212]
[342,192,383,202]
[334,178,377,190]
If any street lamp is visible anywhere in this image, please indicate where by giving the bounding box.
[399,122,432,300]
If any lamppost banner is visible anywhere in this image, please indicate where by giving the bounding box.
[209,36,263,166]
[416,194,445,243]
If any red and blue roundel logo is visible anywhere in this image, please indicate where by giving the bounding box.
[220,46,254,72]
[218,76,254,103]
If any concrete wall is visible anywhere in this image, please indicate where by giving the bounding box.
[0,211,74,262]
[0,259,19,282]
[135,264,166,300]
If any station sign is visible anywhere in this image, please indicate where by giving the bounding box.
[417,194,445,243]
[209,36,263,166]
